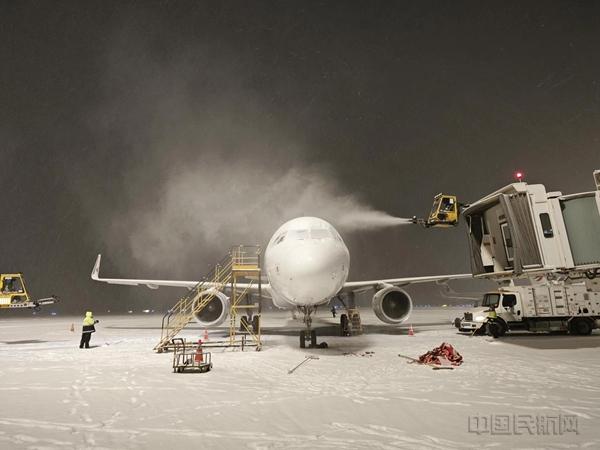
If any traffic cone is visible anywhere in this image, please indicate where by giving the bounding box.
[70,323,74,333]
[203,329,209,341]
[408,324,415,336]
[194,339,204,363]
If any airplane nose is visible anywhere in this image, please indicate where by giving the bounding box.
[285,243,344,303]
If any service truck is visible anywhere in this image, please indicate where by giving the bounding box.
[455,281,600,336]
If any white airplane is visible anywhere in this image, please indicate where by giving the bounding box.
[92,216,471,346]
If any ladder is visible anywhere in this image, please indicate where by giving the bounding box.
[154,254,233,352]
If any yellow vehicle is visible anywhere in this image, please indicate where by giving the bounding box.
[412,193,462,228]
[0,273,58,311]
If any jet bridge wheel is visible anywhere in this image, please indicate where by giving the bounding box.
[569,318,593,336]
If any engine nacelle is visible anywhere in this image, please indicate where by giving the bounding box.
[193,289,229,327]
[372,286,413,324]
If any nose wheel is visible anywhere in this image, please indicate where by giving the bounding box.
[299,306,328,349]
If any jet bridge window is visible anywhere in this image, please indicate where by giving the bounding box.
[539,213,553,238]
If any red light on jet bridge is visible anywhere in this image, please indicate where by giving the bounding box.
[514,171,524,182]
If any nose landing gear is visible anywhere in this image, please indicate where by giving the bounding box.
[299,306,328,349]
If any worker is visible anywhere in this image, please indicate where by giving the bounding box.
[485,306,501,338]
[79,311,99,349]
[330,304,336,318]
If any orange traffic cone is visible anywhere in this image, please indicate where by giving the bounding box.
[70,323,74,333]
[194,339,204,363]
[408,324,415,336]
[203,329,209,341]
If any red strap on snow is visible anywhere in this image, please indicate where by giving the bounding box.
[418,342,463,366]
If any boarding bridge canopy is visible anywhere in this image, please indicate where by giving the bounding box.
[499,192,543,272]
[560,193,600,266]
[465,190,543,276]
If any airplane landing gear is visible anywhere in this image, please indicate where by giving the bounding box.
[299,306,327,349]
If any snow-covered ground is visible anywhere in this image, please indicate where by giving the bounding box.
[1,308,599,449]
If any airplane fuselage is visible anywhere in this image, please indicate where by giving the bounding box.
[264,217,349,309]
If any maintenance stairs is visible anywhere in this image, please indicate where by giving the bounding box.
[154,246,263,353]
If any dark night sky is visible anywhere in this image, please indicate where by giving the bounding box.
[1,1,599,314]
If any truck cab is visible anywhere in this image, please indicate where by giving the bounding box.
[0,274,30,306]
[427,194,459,227]
[455,291,523,333]
[0,273,57,310]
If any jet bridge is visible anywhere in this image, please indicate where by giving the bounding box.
[462,170,600,281]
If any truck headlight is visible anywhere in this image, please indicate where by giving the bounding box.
[474,315,486,322]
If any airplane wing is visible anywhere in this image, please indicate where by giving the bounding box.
[340,273,474,293]
[91,254,265,291]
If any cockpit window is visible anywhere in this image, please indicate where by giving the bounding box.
[274,233,286,245]
[287,229,309,240]
[311,229,331,240]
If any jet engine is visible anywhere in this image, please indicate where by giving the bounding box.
[192,289,230,327]
[372,286,413,324]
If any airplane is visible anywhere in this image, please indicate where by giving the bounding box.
[92,216,472,347]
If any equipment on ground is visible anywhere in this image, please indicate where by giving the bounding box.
[171,338,213,373]
[398,350,457,370]
[0,273,58,311]
[288,355,319,374]
[155,246,262,353]
[412,193,462,228]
